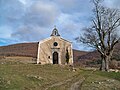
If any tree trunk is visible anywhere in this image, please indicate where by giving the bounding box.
[105,56,109,71]
[100,55,110,71]
[100,55,105,71]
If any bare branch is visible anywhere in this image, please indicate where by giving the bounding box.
[76,0,120,71]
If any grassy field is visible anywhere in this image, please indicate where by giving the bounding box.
[0,58,120,90]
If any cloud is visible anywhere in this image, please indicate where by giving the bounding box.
[9,0,61,42]
[18,0,27,5]
[0,25,12,38]
[23,1,60,27]
[103,0,120,9]
[53,0,92,14]
[0,0,25,21]
[11,25,51,41]
[56,13,90,42]
[0,38,20,46]
[0,0,61,43]
[0,0,120,50]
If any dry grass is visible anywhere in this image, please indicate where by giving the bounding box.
[0,56,36,64]
[0,59,120,90]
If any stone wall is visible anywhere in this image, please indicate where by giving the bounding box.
[37,36,73,65]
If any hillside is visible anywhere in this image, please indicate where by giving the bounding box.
[0,42,38,57]
[75,43,120,68]
[0,42,89,61]
[78,43,120,61]
[0,42,119,67]
[73,49,88,62]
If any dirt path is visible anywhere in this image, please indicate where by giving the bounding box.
[70,78,85,90]
[70,70,95,90]
[45,79,72,90]
[45,70,95,90]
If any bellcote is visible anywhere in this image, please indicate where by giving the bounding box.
[50,27,60,36]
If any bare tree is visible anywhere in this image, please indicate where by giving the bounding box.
[76,0,120,71]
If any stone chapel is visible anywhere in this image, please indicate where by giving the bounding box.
[37,27,73,65]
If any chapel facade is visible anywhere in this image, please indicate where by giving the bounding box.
[37,27,73,65]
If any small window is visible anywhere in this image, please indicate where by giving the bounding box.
[54,42,58,46]
[48,56,50,59]
[55,31,57,35]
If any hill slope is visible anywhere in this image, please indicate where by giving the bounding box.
[0,63,120,90]
[78,43,120,61]
[0,42,38,57]
[0,42,119,65]
[0,42,89,61]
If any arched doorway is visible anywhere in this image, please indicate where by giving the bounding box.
[53,52,58,64]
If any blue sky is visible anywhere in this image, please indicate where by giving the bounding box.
[0,0,120,51]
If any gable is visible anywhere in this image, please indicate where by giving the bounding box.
[39,37,51,44]
[60,38,72,44]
